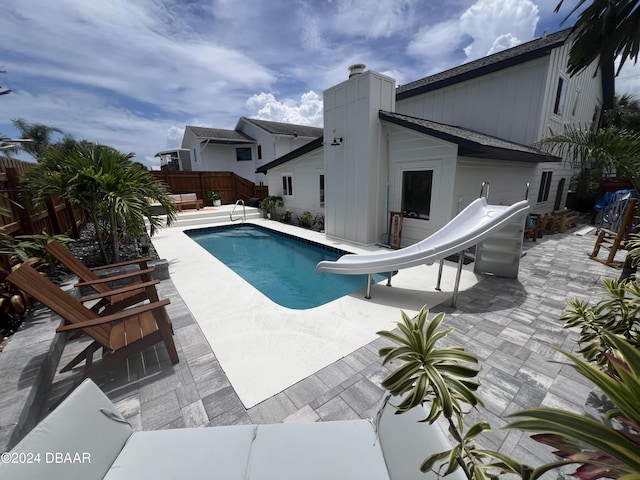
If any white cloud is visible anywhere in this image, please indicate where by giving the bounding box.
[0,0,562,167]
[459,0,539,60]
[246,91,323,126]
[407,0,539,73]
[330,0,419,38]
[615,58,640,99]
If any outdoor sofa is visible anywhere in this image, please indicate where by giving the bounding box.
[168,193,203,211]
[1,379,463,480]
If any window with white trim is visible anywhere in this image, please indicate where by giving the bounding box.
[538,171,553,203]
[282,175,293,196]
[236,147,252,161]
[401,170,433,220]
[553,75,568,116]
[571,88,580,117]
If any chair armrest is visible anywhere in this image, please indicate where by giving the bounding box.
[75,267,155,287]
[89,258,151,271]
[56,299,171,332]
[79,279,160,303]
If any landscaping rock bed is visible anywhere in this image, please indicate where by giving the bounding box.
[67,223,160,268]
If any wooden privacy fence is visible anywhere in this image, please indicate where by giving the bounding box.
[150,171,268,205]
[0,156,85,239]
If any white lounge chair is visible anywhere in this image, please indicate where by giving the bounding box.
[1,379,464,480]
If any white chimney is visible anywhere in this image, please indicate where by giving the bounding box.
[348,64,366,78]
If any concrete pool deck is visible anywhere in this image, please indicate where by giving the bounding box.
[150,216,482,407]
[18,211,621,469]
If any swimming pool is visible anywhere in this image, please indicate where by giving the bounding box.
[186,224,383,309]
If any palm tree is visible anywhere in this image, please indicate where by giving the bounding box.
[11,118,62,161]
[535,125,640,210]
[603,93,640,131]
[21,143,177,263]
[555,0,640,77]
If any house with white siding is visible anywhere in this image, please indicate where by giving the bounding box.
[176,118,322,185]
[258,29,612,247]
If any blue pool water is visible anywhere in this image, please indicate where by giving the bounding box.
[186,224,383,310]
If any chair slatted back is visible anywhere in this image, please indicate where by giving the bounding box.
[45,241,110,292]
[8,264,112,347]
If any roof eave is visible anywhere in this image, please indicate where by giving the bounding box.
[256,136,324,173]
[379,111,558,163]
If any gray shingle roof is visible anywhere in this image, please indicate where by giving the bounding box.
[186,126,254,143]
[239,117,323,138]
[379,111,559,163]
[397,28,572,100]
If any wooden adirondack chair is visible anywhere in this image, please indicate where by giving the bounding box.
[45,240,157,315]
[7,263,178,377]
[589,198,638,267]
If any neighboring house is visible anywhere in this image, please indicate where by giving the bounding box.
[154,149,192,171]
[258,29,612,247]
[176,118,322,185]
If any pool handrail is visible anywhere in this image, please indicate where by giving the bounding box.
[230,199,246,223]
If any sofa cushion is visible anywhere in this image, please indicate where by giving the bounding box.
[105,425,257,479]
[0,379,133,480]
[247,420,390,480]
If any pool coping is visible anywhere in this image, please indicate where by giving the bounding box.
[149,217,482,408]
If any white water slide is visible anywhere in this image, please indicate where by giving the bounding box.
[316,197,531,276]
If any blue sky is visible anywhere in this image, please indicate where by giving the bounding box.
[2,0,639,169]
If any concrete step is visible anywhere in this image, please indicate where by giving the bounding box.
[151,205,262,228]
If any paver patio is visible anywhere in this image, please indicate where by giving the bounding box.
[3,221,620,471]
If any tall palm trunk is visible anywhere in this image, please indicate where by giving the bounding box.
[89,211,109,264]
[109,208,120,263]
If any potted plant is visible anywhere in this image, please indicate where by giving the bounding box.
[209,191,222,207]
[259,196,283,219]
[377,303,640,480]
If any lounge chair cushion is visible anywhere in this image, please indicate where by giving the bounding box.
[105,426,257,480]
[3,380,461,480]
[0,380,133,480]
[246,420,389,480]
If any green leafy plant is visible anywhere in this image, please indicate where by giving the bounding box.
[0,232,74,265]
[208,191,222,202]
[313,213,324,231]
[376,308,520,479]
[506,332,640,480]
[258,196,284,219]
[280,210,292,223]
[20,143,177,263]
[377,306,640,480]
[297,211,313,229]
[560,278,640,370]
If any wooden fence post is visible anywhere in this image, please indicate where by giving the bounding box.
[5,168,35,234]
[45,198,62,234]
[65,199,81,238]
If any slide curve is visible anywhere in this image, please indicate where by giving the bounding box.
[316,198,530,275]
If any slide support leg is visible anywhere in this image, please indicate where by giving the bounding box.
[365,274,372,299]
[435,259,444,291]
[386,272,392,286]
[451,250,465,307]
